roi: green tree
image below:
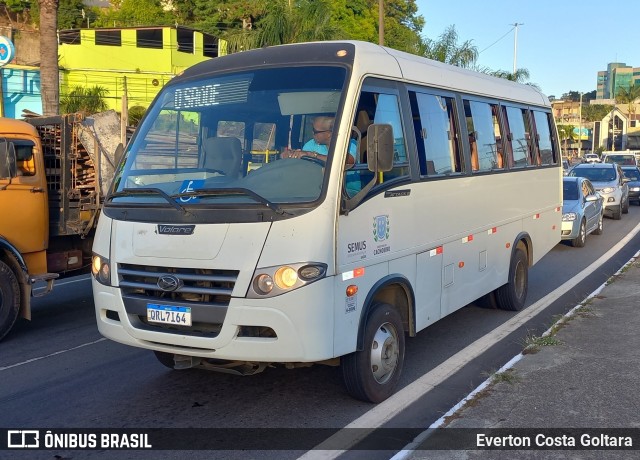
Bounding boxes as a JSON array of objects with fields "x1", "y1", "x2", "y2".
[
  {"x1": 60, "y1": 85, "x2": 108, "y2": 115},
  {"x1": 95, "y1": 0, "x2": 173, "y2": 28},
  {"x1": 485, "y1": 68, "x2": 540, "y2": 90},
  {"x1": 615, "y1": 84, "x2": 640, "y2": 132},
  {"x1": 557, "y1": 124, "x2": 576, "y2": 155},
  {"x1": 582, "y1": 104, "x2": 614, "y2": 123},
  {"x1": 222, "y1": 0, "x2": 340, "y2": 53},
  {"x1": 418, "y1": 25, "x2": 478, "y2": 68}
]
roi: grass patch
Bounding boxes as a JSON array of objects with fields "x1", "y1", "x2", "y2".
[{"x1": 522, "y1": 331, "x2": 562, "y2": 354}]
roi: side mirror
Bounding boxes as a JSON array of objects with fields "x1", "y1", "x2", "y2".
[
  {"x1": 585, "y1": 194, "x2": 598, "y2": 202},
  {"x1": 622, "y1": 177, "x2": 630, "y2": 183},
  {"x1": 0, "y1": 138, "x2": 17, "y2": 180},
  {"x1": 366, "y1": 124, "x2": 394, "y2": 172}
]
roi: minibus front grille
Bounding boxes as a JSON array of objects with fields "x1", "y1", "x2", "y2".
[{"x1": 118, "y1": 264, "x2": 239, "y2": 306}]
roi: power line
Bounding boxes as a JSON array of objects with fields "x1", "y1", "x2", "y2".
[{"x1": 479, "y1": 26, "x2": 515, "y2": 55}]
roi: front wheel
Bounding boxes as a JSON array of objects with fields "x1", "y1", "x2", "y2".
[
  {"x1": 592, "y1": 212, "x2": 604, "y2": 235},
  {"x1": 622, "y1": 196, "x2": 630, "y2": 214},
  {"x1": 494, "y1": 246, "x2": 528, "y2": 311},
  {"x1": 342, "y1": 303, "x2": 405, "y2": 403},
  {"x1": 612, "y1": 205, "x2": 622, "y2": 220},
  {"x1": 0, "y1": 260, "x2": 21, "y2": 341},
  {"x1": 571, "y1": 219, "x2": 586, "y2": 247}
]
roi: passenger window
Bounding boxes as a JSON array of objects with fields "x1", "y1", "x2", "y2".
[
  {"x1": 464, "y1": 100, "x2": 501, "y2": 172},
  {"x1": 345, "y1": 89, "x2": 409, "y2": 197},
  {"x1": 248, "y1": 122, "x2": 278, "y2": 170},
  {"x1": 217, "y1": 121, "x2": 246, "y2": 150},
  {"x1": 14, "y1": 140, "x2": 37, "y2": 176},
  {"x1": 409, "y1": 91, "x2": 462, "y2": 175},
  {"x1": 532, "y1": 111, "x2": 557, "y2": 165},
  {"x1": 503, "y1": 106, "x2": 531, "y2": 168}
]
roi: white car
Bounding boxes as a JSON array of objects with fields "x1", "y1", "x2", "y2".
[{"x1": 583, "y1": 153, "x2": 600, "y2": 163}]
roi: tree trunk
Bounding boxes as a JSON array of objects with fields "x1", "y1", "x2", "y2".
[{"x1": 39, "y1": 0, "x2": 59, "y2": 116}]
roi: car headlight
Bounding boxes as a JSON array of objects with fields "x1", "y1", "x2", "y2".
[
  {"x1": 91, "y1": 253, "x2": 111, "y2": 286},
  {"x1": 562, "y1": 213, "x2": 577, "y2": 222},
  {"x1": 630, "y1": 187, "x2": 640, "y2": 192},
  {"x1": 249, "y1": 262, "x2": 327, "y2": 298},
  {"x1": 599, "y1": 187, "x2": 615, "y2": 193}
]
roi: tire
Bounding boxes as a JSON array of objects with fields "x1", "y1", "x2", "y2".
[
  {"x1": 592, "y1": 212, "x2": 604, "y2": 235},
  {"x1": 612, "y1": 205, "x2": 622, "y2": 220},
  {"x1": 153, "y1": 350, "x2": 176, "y2": 369},
  {"x1": 0, "y1": 260, "x2": 21, "y2": 341},
  {"x1": 342, "y1": 303, "x2": 405, "y2": 403},
  {"x1": 571, "y1": 219, "x2": 586, "y2": 247},
  {"x1": 622, "y1": 197, "x2": 629, "y2": 214},
  {"x1": 495, "y1": 247, "x2": 528, "y2": 311}
]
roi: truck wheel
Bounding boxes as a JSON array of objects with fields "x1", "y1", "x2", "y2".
[
  {"x1": 342, "y1": 303, "x2": 405, "y2": 403},
  {"x1": 495, "y1": 247, "x2": 528, "y2": 311},
  {"x1": 0, "y1": 260, "x2": 21, "y2": 341}
]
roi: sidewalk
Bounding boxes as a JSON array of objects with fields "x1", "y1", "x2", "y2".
[{"x1": 403, "y1": 256, "x2": 640, "y2": 459}]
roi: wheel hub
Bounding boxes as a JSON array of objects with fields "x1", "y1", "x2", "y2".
[{"x1": 370, "y1": 323, "x2": 399, "y2": 384}]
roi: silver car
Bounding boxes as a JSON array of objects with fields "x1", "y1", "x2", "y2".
[
  {"x1": 562, "y1": 177, "x2": 604, "y2": 247},
  {"x1": 569, "y1": 163, "x2": 629, "y2": 220}
]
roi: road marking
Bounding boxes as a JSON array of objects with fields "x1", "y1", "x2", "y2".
[
  {"x1": 300, "y1": 221, "x2": 640, "y2": 459},
  {"x1": 0, "y1": 338, "x2": 106, "y2": 371}
]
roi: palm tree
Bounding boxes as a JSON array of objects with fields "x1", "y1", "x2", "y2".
[
  {"x1": 557, "y1": 125, "x2": 577, "y2": 157},
  {"x1": 615, "y1": 84, "x2": 640, "y2": 148},
  {"x1": 223, "y1": 0, "x2": 339, "y2": 53},
  {"x1": 39, "y1": 0, "x2": 59, "y2": 115},
  {"x1": 417, "y1": 25, "x2": 478, "y2": 68}
]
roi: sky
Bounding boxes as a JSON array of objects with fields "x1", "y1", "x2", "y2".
[{"x1": 414, "y1": 0, "x2": 639, "y2": 98}]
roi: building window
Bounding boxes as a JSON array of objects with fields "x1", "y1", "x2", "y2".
[
  {"x1": 59, "y1": 30, "x2": 81, "y2": 45},
  {"x1": 203, "y1": 35, "x2": 218, "y2": 58},
  {"x1": 95, "y1": 30, "x2": 121, "y2": 46},
  {"x1": 177, "y1": 27, "x2": 194, "y2": 54},
  {"x1": 137, "y1": 29, "x2": 163, "y2": 49}
]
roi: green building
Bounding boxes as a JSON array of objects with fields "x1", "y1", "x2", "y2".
[{"x1": 58, "y1": 26, "x2": 225, "y2": 112}]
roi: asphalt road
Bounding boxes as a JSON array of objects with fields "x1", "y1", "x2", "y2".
[{"x1": 2, "y1": 207, "x2": 640, "y2": 460}]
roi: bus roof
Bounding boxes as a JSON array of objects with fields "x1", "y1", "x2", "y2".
[{"x1": 175, "y1": 41, "x2": 550, "y2": 108}]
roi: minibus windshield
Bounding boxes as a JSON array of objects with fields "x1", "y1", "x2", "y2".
[{"x1": 110, "y1": 66, "x2": 348, "y2": 207}]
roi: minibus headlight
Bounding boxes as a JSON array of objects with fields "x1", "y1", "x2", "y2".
[
  {"x1": 254, "y1": 274, "x2": 274, "y2": 294},
  {"x1": 91, "y1": 254, "x2": 111, "y2": 286},
  {"x1": 249, "y1": 262, "x2": 327, "y2": 298},
  {"x1": 275, "y1": 267, "x2": 298, "y2": 289},
  {"x1": 562, "y1": 213, "x2": 577, "y2": 222}
]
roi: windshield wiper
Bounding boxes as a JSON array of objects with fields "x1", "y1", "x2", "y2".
[
  {"x1": 108, "y1": 188, "x2": 188, "y2": 213},
  {"x1": 171, "y1": 187, "x2": 288, "y2": 215}
]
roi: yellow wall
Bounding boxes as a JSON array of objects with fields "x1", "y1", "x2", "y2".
[{"x1": 58, "y1": 27, "x2": 217, "y2": 111}]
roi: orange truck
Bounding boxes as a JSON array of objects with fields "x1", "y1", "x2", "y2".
[{"x1": 0, "y1": 113, "x2": 118, "y2": 340}]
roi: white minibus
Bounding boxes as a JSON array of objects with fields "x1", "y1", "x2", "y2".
[{"x1": 92, "y1": 41, "x2": 561, "y2": 402}]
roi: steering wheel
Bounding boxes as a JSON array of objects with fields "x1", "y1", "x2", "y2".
[{"x1": 301, "y1": 154, "x2": 326, "y2": 167}]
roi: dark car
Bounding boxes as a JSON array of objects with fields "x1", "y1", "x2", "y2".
[
  {"x1": 569, "y1": 163, "x2": 629, "y2": 220},
  {"x1": 562, "y1": 177, "x2": 604, "y2": 247},
  {"x1": 621, "y1": 166, "x2": 640, "y2": 205}
]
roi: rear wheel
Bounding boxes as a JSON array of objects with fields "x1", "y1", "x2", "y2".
[
  {"x1": 571, "y1": 219, "x2": 586, "y2": 247},
  {"x1": 495, "y1": 246, "x2": 528, "y2": 311},
  {"x1": 342, "y1": 303, "x2": 405, "y2": 403},
  {"x1": 0, "y1": 260, "x2": 21, "y2": 341}
]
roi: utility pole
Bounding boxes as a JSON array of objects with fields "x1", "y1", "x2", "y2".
[
  {"x1": 378, "y1": 0, "x2": 384, "y2": 46},
  {"x1": 511, "y1": 23, "x2": 524, "y2": 75},
  {"x1": 578, "y1": 92, "x2": 583, "y2": 158}
]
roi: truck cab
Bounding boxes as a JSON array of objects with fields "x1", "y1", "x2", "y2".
[{"x1": 0, "y1": 118, "x2": 54, "y2": 339}]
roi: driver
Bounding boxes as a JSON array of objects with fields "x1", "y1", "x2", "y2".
[{"x1": 281, "y1": 116, "x2": 356, "y2": 165}]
